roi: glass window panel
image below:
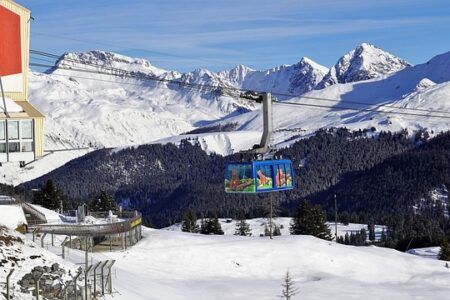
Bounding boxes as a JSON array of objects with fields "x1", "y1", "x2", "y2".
[
  {"x1": 21, "y1": 120, "x2": 33, "y2": 139},
  {"x1": 21, "y1": 141, "x2": 33, "y2": 152},
  {"x1": 276, "y1": 164, "x2": 288, "y2": 188},
  {"x1": 7, "y1": 121, "x2": 19, "y2": 140},
  {"x1": 0, "y1": 143, "x2": 5, "y2": 153},
  {"x1": 8, "y1": 142, "x2": 19, "y2": 152},
  {"x1": 225, "y1": 164, "x2": 255, "y2": 193},
  {"x1": 256, "y1": 164, "x2": 273, "y2": 190},
  {"x1": 284, "y1": 163, "x2": 293, "y2": 187},
  {"x1": 0, "y1": 121, "x2": 4, "y2": 141}
]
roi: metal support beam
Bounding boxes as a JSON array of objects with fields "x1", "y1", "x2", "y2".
[
  {"x1": 106, "y1": 260, "x2": 116, "y2": 294},
  {"x1": 92, "y1": 261, "x2": 102, "y2": 297},
  {"x1": 6, "y1": 269, "x2": 14, "y2": 300},
  {"x1": 32, "y1": 228, "x2": 38, "y2": 242},
  {"x1": 85, "y1": 237, "x2": 90, "y2": 270},
  {"x1": 72, "y1": 269, "x2": 82, "y2": 300},
  {"x1": 34, "y1": 273, "x2": 44, "y2": 300},
  {"x1": 84, "y1": 265, "x2": 93, "y2": 300},
  {"x1": 241, "y1": 92, "x2": 272, "y2": 154},
  {"x1": 100, "y1": 260, "x2": 109, "y2": 295},
  {"x1": 0, "y1": 76, "x2": 10, "y2": 118},
  {"x1": 62, "y1": 281, "x2": 71, "y2": 300},
  {"x1": 61, "y1": 237, "x2": 69, "y2": 259},
  {"x1": 40, "y1": 233, "x2": 47, "y2": 248}
]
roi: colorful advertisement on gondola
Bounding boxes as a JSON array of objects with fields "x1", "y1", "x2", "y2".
[
  {"x1": 225, "y1": 161, "x2": 294, "y2": 193},
  {"x1": 225, "y1": 163, "x2": 255, "y2": 193}
]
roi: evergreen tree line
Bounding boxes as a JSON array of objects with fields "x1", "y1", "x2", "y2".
[
  {"x1": 19, "y1": 128, "x2": 416, "y2": 228},
  {"x1": 11, "y1": 128, "x2": 450, "y2": 252}
]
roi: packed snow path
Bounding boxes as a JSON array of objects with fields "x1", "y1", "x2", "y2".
[{"x1": 42, "y1": 228, "x2": 450, "y2": 300}]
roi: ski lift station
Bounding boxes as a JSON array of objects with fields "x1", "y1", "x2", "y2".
[{"x1": 0, "y1": 0, "x2": 45, "y2": 165}]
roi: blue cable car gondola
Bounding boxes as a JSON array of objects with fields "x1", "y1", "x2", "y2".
[
  {"x1": 225, "y1": 160, "x2": 294, "y2": 193},
  {"x1": 224, "y1": 92, "x2": 294, "y2": 194}
]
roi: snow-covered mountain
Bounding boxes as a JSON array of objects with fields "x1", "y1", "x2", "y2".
[
  {"x1": 316, "y1": 43, "x2": 411, "y2": 89},
  {"x1": 3, "y1": 44, "x2": 445, "y2": 185},
  {"x1": 240, "y1": 57, "x2": 328, "y2": 96},
  {"x1": 28, "y1": 50, "x2": 331, "y2": 150}
]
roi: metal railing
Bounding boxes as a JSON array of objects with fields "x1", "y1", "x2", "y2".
[
  {"x1": 21, "y1": 202, "x2": 47, "y2": 224},
  {"x1": 35, "y1": 212, "x2": 142, "y2": 237}
]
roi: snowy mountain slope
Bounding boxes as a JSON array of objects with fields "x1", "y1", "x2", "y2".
[
  {"x1": 202, "y1": 51, "x2": 450, "y2": 152},
  {"x1": 29, "y1": 70, "x2": 248, "y2": 149},
  {"x1": 240, "y1": 57, "x2": 328, "y2": 96},
  {"x1": 28, "y1": 50, "x2": 328, "y2": 151},
  {"x1": 4, "y1": 46, "x2": 444, "y2": 186},
  {"x1": 0, "y1": 149, "x2": 91, "y2": 186},
  {"x1": 41, "y1": 227, "x2": 450, "y2": 300},
  {"x1": 316, "y1": 43, "x2": 411, "y2": 89}
]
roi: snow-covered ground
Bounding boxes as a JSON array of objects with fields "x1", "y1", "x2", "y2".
[
  {"x1": 0, "y1": 148, "x2": 92, "y2": 186},
  {"x1": 165, "y1": 217, "x2": 386, "y2": 240},
  {"x1": 37, "y1": 227, "x2": 450, "y2": 300},
  {"x1": 0, "y1": 205, "x2": 27, "y2": 228},
  {"x1": 0, "y1": 226, "x2": 77, "y2": 300},
  {"x1": 408, "y1": 247, "x2": 440, "y2": 260}
]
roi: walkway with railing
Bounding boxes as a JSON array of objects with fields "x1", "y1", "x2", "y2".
[{"x1": 34, "y1": 212, "x2": 142, "y2": 237}]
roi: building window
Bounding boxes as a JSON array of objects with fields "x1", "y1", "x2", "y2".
[
  {"x1": 21, "y1": 120, "x2": 32, "y2": 139},
  {"x1": 20, "y1": 120, "x2": 33, "y2": 152},
  {"x1": 21, "y1": 141, "x2": 33, "y2": 152},
  {"x1": 0, "y1": 121, "x2": 5, "y2": 141},
  {"x1": 0, "y1": 119, "x2": 34, "y2": 153},
  {"x1": 8, "y1": 121, "x2": 19, "y2": 140},
  {"x1": 8, "y1": 142, "x2": 20, "y2": 152}
]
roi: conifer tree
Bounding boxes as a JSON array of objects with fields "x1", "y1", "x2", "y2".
[
  {"x1": 234, "y1": 217, "x2": 252, "y2": 236},
  {"x1": 200, "y1": 215, "x2": 224, "y2": 235},
  {"x1": 273, "y1": 224, "x2": 282, "y2": 236},
  {"x1": 279, "y1": 271, "x2": 298, "y2": 300},
  {"x1": 289, "y1": 200, "x2": 331, "y2": 240},
  {"x1": 344, "y1": 232, "x2": 350, "y2": 245},
  {"x1": 89, "y1": 190, "x2": 117, "y2": 212},
  {"x1": 368, "y1": 223, "x2": 376, "y2": 242},
  {"x1": 182, "y1": 209, "x2": 199, "y2": 233},
  {"x1": 32, "y1": 179, "x2": 66, "y2": 211},
  {"x1": 439, "y1": 238, "x2": 450, "y2": 261}
]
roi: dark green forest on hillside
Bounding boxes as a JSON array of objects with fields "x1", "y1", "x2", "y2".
[
  {"x1": 5, "y1": 128, "x2": 450, "y2": 249},
  {"x1": 17, "y1": 128, "x2": 414, "y2": 224}
]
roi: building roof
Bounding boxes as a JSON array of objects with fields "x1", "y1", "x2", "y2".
[{"x1": 0, "y1": 100, "x2": 44, "y2": 118}]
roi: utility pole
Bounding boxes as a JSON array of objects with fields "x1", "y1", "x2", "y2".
[
  {"x1": 269, "y1": 193, "x2": 273, "y2": 240},
  {"x1": 334, "y1": 194, "x2": 338, "y2": 242}
]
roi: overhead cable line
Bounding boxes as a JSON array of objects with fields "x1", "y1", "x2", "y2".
[
  {"x1": 273, "y1": 100, "x2": 450, "y2": 120},
  {"x1": 30, "y1": 49, "x2": 450, "y2": 116}
]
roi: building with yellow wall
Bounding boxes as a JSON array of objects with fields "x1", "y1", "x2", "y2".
[{"x1": 0, "y1": 0, "x2": 44, "y2": 165}]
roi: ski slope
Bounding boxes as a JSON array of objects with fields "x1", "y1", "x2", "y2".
[{"x1": 39, "y1": 227, "x2": 450, "y2": 300}]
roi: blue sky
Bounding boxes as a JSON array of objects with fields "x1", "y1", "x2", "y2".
[{"x1": 19, "y1": 0, "x2": 450, "y2": 72}]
